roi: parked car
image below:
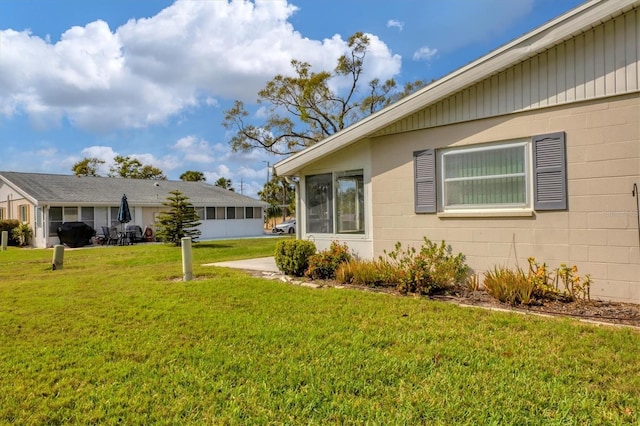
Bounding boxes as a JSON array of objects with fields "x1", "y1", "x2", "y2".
[{"x1": 272, "y1": 219, "x2": 296, "y2": 234}]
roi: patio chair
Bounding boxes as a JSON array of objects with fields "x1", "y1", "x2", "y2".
[
  {"x1": 126, "y1": 225, "x2": 144, "y2": 243},
  {"x1": 102, "y1": 226, "x2": 118, "y2": 245}
]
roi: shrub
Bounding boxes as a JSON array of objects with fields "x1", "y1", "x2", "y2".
[
  {"x1": 528, "y1": 258, "x2": 591, "y2": 302},
  {"x1": 274, "y1": 239, "x2": 316, "y2": 276},
  {"x1": 483, "y1": 259, "x2": 592, "y2": 305},
  {"x1": 383, "y1": 238, "x2": 469, "y2": 295},
  {"x1": 483, "y1": 266, "x2": 535, "y2": 305},
  {"x1": 335, "y1": 261, "x2": 354, "y2": 284},
  {"x1": 305, "y1": 241, "x2": 352, "y2": 280},
  {"x1": 335, "y1": 259, "x2": 392, "y2": 287},
  {"x1": 12, "y1": 223, "x2": 33, "y2": 247},
  {"x1": 0, "y1": 220, "x2": 20, "y2": 246},
  {"x1": 557, "y1": 263, "x2": 591, "y2": 302}
]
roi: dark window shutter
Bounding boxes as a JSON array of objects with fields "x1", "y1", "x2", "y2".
[
  {"x1": 533, "y1": 132, "x2": 567, "y2": 210},
  {"x1": 414, "y1": 149, "x2": 436, "y2": 213}
]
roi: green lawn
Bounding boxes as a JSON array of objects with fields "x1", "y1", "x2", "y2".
[{"x1": 1, "y1": 240, "x2": 638, "y2": 425}]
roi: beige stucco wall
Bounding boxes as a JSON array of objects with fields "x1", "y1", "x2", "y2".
[
  {"x1": 371, "y1": 93, "x2": 640, "y2": 303},
  {"x1": 0, "y1": 184, "x2": 31, "y2": 223}
]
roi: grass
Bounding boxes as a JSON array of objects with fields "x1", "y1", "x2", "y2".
[{"x1": 1, "y1": 240, "x2": 639, "y2": 424}]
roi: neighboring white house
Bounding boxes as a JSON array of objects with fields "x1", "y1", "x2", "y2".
[
  {"x1": 0, "y1": 171, "x2": 268, "y2": 248},
  {"x1": 274, "y1": 0, "x2": 640, "y2": 303}
]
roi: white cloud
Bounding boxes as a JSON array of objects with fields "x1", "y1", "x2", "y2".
[
  {"x1": 236, "y1": 165, "x2": 265, "y2": 180},
  {"x1": 413, "y1": 46, "x2": 438, "y2": 62},
  {"x1": 206, "y1": 164, "x2": 232, "y2": 181},
  {"x1": 0, "y1": 0, "x2": 401, "y2": 133},
  {"x1": 173, "y1": 135, "x2": 216, "y2": 163},
  {"x1": 131, "y1": 152, "x2": 181, "y2": 172},
  {"x1": 79, "y1": 145, "x2": 118, "y2": 175},
  {"x1": 81, "y1": 145, "x2": 118, "y2": 161},
  {"x1": 386, "y1": 19, "x2": 404, "y2": 31}
]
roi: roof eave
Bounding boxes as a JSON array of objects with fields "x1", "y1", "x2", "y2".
[
  {"x1": 0, "y1": 174, "x2": 39, "y2": 205},
  {"x1": 274, "y1": 0, "x2": 639, "y2": 177}
]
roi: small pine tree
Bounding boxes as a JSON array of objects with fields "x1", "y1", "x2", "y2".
[{"x1": 155, "y1": 190, "x2": 202, "y2": 246}]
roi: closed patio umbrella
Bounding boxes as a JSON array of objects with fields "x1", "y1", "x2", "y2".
[{"x1": 117, "y1": 194, "x2": 132, "y2": 228}]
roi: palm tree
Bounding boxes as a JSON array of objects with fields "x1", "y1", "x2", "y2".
[
  {"x1": 180, "y1": 170, "x2": 206, "y2": 182},
  {"x1": 214, "y1": 177, "x2": 234, "y2": 191}
]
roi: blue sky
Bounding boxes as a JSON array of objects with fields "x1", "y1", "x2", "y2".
[{"x1": 0, "y1": 0, "x2": 584, "y2": 197}]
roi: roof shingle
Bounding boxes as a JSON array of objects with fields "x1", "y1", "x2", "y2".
[{"x1": 0, "y1": 172, "x2": 267, "y2": 207}]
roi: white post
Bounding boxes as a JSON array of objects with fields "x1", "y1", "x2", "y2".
[
  {"x1": 52, "y1": 244, "x2": 64, "y2": 270},
  {"x1": 1, "y1": 231, "x2": 7, "y2": 251},
  {"x1": 181, "y1": 237, "x2": 193, "y2": 282}
]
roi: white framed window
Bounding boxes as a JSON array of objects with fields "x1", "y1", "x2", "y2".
[
  {"x1": 335, "y1": 171, "x2": 364, "y2": 234},
  {"x1": 216, "y1": 207, "x2": 226, "y2": 220},
  {"x1": 206, "y1": 207, "x2": 216, "y2": 220},
  {"x1": 19, "y1": 204, "x2": 30, "y2": 222},
  {"x1": 49, "y1": 207, "x2": 63, "y2": 236},
  {"x1": 194, "y1": 207, "x2": 205, "y2": 220},
  {"x1": 305, "y1": 170, "x2": 364, "y2": 234},
  {"x1": 439, "y1": 141, "x2": 529, "y2": 210},
  {"x1": 226, "y1": 207, "x2": 235, "y2": 219},
  {"x1": 81, "y1": 207, "x2": 94, "y2": 229}
]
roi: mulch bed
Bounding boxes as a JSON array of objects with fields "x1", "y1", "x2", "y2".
[{"x1": 432, "y1": 289, "x2": 640, "y2": 328}]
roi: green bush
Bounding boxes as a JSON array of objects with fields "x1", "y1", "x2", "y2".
[
  {"x1": 383, "y1": 238, "x2": 469, "y2": 295},
  {"x1": 274, "y1": 239, "x2": 316, "y2": 276},
  {"x1": 0, "y1": 220, "x2": 20, "y2": 246},
  {"x1": 12, "y1": 223, "x2": 33, "y2": 247},
  {"x1": 305, "y1": 241, "x2": 352, "y2": 280}
]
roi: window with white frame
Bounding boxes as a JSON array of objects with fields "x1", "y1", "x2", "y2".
[
  {"x1": 206, "y1": 207, "x2": 216, "y2": 220},
  {"x1": 306, "y1": 170, "x2": 364, "y2": 234},
  {"x1": 226, "y1": 207, "x2": 236, "y2": 219},
  {"x1": 81, "y1": 207, "x2": 94, "y2": 229},
  {"x1": 306, "y1": 173, "x2": 333, "y2": 233},
  {"x1": 414, "y1": 132, "x2": 567, "y2": 214},
  {"x1": 49, "y1": 207, "x2": 63, "y2": 236},
  {"x1": 335, "y1": 171, "x2": 365, "y2": 234},
  {"x1": 19, "y1": 204, "x2": 30, "y2": 222},
  {"x1": 440, "y1": 141, "x2": 529, "y2": 209},
  {"x1": 216, "y1": 207, "x2": 225, "y2": 220},
  {"x1": 194, "y1": 207, "x2": 205, "y2": 220}
]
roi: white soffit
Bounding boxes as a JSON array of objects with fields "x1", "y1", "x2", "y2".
[{"x1": 274, "y1": 0, "x2": 639, "y2": 176}]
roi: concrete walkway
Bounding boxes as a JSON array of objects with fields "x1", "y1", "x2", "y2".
[{"x1": 203, "y1": 256, "x2": 279, "y2": 272}]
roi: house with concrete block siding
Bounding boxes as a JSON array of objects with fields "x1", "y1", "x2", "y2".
[
  {"x1": 274, "y1": 0, "x2": 640, "y2": 303},
  {"x1": 0, "y1": 172, "x2": 267, "y2": 248}
]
